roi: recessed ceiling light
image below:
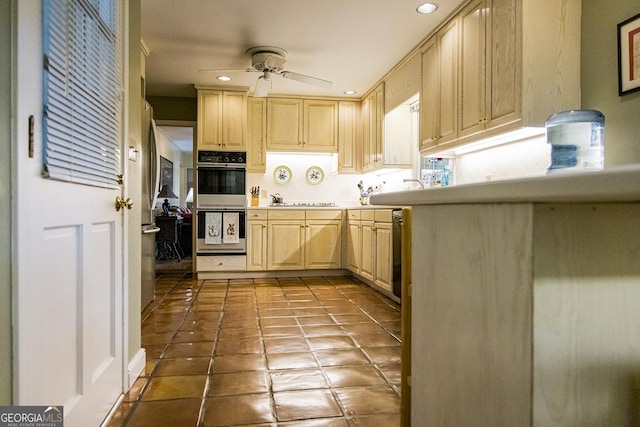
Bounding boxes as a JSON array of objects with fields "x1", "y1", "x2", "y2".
[
  {"x1": 416, "y1": 2, "x2": 438, "y2": 14},
  {"x1": 217, "y1": 75, "x2": 231, "y2": 81},
  {"x1": 344, "y1": 90, "x2": 357, "y2": 95}
]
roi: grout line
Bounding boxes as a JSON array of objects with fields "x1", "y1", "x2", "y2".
[{"x1": 126, "y1": 274, "x2": 401, "y2": 426}]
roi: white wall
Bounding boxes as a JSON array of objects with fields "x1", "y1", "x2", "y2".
[
  {"x1": 156, "y1": 127, "x2": 190, "y2": 209},
  {"x1": 582, "y1": 0, "x2": 640, "y2": 166}
]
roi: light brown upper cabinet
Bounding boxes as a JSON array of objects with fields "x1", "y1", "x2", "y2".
[
  {"x1": 246, "y1": 97, "x2": 267, "y2": 173},
  {"x1": 197, "y1": 89, "x2": 247, "y2": 151},
  {"x1": 420, "y1": 19, "x2": 459, "y2": 152},
  {"x1": 266, "y1": 98, "x2": 338, "y2": 152},
  {"x1": 361, "y1": 83, "x2": 385, "y2": 172},
  {"x1": 337, "y1": 101, "x2": 359, "y2": 174},
  {"x1": 420, "y1": 0, "x2": 581, "y2": 154}
]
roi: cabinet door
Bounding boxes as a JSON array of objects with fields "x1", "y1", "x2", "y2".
[
  {"x1": 338, "y1": 101, "x2": 359, "y2": 173},
  {"x1": 304, "y1": 100, "x2": 338, "y2": 152},
  {"x1": 437, "y1": 18, "x2": 459, "y2": 145},
  {"x1": 247, "y1": 97, "x2": 266, "y2": 172},
  {"x1": 223, "y1": 91, "x2": 247, "y2": 150},
  {"x1": 374, "y1": 222, "x2": 393, "y2": 292},
  {"x1": 267, "y1": 220, "x2": 305, "y2": 270},
  {"x1": 420, "y1": 38, "x2": 438, "y2": 151},
  {"x1": 372, "y1": 83, "x2": 384, "y2": 167},
  {"x1": 305, "y1": 219, "x2": 342, "y2": 269},
  {"x1": 459, "y1": 0, "x2": 487, "y2": 139},
  {"x1": 347, "y1": 220, "x2": 362, "y2": 273},
  {"x1": 361, "y1": 95, "x2": 372, "y2": 170},
  {"x1": 360, "y1": 221, "x2": 375, "y2": 282},
  {"x1": 267, "y1": 98, "x2": 303, "y2": 150},
  {"x1": 419, "y1": 24, "x2": 460, "y2": 150},
  {"x1": 361, "y1": 83, "x2": 383, "y2": 171},
  {"x1": 247, "y1": 220, "x2": 267, "y2": 271},
  {"x1": 198, "y1": 90, "x2": 222, "y2": 149},
  {"x1": 486, "y1": 0, "x2": 520, "y2": 129}
]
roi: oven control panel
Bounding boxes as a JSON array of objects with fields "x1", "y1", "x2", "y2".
[{"x1": 198, "y1": 150, "x2": 246, "y2": 165}]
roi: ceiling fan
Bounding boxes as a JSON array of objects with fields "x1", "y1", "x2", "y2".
[{"x1": 200, "y1": 46, "x2": 333, "y2": 97}]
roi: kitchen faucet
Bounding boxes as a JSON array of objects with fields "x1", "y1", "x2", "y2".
[{"x1": 403, "y1": 178, "x2": 426, "y2": 189}]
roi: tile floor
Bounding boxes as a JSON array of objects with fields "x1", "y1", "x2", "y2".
[{"x1": 107, "y1": 271, "x2": 402, "y2": 426}]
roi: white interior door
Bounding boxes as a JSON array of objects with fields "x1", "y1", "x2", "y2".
[{"x1": 12, "y1": 2, "x2": 126, "y2": 426}]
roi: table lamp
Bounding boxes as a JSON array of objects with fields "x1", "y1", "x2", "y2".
[
  {"x1": 158, "y1": 184, "x2": 178, "y2": 215},
  {"x1": 184, "y1": 187, "x2": 193, "y2": 209}
]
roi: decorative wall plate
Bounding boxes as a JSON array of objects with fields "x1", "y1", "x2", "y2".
[
  {"x1": 273, "y1": 165, "x2": 292, "y2": 184},
  {"x1": 305, "y1": 166, "x2": 324, "y2": 185}
]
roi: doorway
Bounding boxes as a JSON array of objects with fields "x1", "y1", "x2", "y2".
[{"x1": 152, "y1": 122, "x2": 194, "y2": 276}]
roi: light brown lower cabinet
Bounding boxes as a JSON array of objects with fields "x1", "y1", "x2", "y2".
[
  {"x1": 411, "y1": 202, "x2": 640, "y2": 426},
  {"x1": 348, "y1": 209, "x2": 394, "y2": 293},
  {"x1": 247, "y1": 209, "x2": 342, "y2": 271}
]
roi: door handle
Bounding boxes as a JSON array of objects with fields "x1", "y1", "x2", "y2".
[{"x1": 115, "y1": 196, "x2": 133, "y2": 211}]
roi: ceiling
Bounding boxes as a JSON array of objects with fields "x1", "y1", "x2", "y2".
[
  {"x1": 157, "y1": 125, "x2": 194, "y2": 153},
  {"x1": 140, "y1": 0, "x2": 466, "y2": 100}
]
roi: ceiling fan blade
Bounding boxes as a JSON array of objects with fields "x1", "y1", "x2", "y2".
[
  {"x1": 199, "y1": 67, "x2": 255, "y2": 73},
  {"x1": 281, "y1": 71, "x2": 333, "y2": 89},
  {"x1": 253, "y1": 74, "x2": 271, "y2": 97}
]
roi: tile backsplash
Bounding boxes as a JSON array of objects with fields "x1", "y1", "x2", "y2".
[
  {"x1": 247, "y1": 153, "x2": 413, "y2": 207},
  {"x1": 246, "y1": 133, "x2": 551, "y2": 207},
  {"x1": 453, "y1": 133, "x2": 551, "y2": 185}
]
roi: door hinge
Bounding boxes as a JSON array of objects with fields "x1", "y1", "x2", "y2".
[{"x1": 28, "y1": 115, "x2": 34, "y2": 158}]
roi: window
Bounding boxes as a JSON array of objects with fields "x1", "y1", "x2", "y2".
[{"x1": 42, "y1": 0, "x2": 123, "y2": 188}]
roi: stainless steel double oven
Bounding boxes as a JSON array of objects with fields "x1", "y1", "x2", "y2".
[{"x1": 195, "y1": 150, "x2": 247, "y2": 256}]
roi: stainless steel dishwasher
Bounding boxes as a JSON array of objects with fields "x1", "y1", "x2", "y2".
[{"x1": 392, "y1": 209, "x2": 403, "y2": 299}]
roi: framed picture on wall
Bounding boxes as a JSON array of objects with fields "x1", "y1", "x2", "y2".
[
  {"x1": 186, "y1": 167, "x2": 193, "y2": 190},
  {"x1": 618, "y1": 12, "x2": 640, "y2": 95},
  {"x1": 159, "y1": 156, "x2": 173, "y2": 191}
]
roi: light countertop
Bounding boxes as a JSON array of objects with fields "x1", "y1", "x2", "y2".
[
  {"x1": 247, "y1": 205, "x2": 405, "y2": 210},
  {"x1": 371, "y1": 165, "x2": 640, "y2": 206}
]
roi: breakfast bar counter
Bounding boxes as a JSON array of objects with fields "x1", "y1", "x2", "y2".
[
  {"x1": 371, "y1": 165, "x2": 640, "y2": 426},
  {"x1": 371, "y1": 164, "x2": 640, "y2": 206}
]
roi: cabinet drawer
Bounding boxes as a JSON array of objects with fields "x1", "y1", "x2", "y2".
[
  {"x1": 268, "y1": 209, "x2": 305, "y2": 220},
  {"x1": 361, "y1": 210, "x2": 375, "y2": 221},
  {"x1": 197, "y1": 255, "x2": 247, "y2": 271},
  {"x1": 374, "y1": 209, "x2": 393, "y2": 222},
  {"x1": 247, "y1": 209, "x2": 268, "y2": 220},
  {"x1": 306, "y1": 210, "x2": 342, "y2": 220},
  {"x1": 347, "y1": 209, "x2": 361, "y2": 220}
]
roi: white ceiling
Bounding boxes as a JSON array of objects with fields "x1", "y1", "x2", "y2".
[{"x1": 140, "y1": 0, "x2": 466, "y2": 99}]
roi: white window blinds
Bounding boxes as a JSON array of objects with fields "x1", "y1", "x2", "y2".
[{"x1": 42, "y1": 0, "x2": 123, "y2": 188}]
